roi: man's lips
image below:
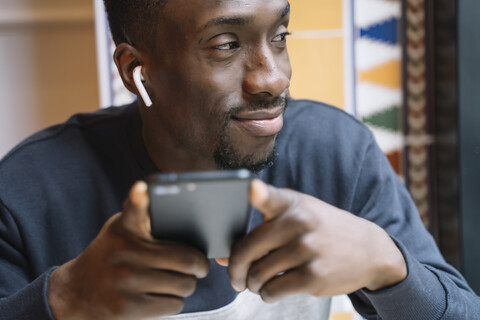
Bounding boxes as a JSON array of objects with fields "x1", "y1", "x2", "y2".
[{"x1": 232, "y1": 107, "x2": 285, "y2": 137}]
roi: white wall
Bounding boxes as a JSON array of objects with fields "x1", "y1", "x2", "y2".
[{"x1": 0, "y1": 0, "x2": 99, "y2": 158}]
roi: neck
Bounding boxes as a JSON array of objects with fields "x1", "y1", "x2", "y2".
[{"x1": 141, "y1": 126, "x2": 217, "y2": 173}]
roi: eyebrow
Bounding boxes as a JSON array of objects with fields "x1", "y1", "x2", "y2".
[
  {"x1": 281, "y1": 3, "x2": 291, "y2": 18},
  {"x1": 201, "y1": 16, "x2": 254, "y2": 31},
  {"x1": 200, "y1": 2, "x2": 291, "y2": 31}
]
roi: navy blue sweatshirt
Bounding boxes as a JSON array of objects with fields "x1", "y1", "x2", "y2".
[{"x1": 0, "y1": 100, "x2": 478, "y2": 319}]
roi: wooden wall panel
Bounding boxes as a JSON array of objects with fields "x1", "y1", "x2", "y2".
[{"x1": 0, "y1": 0, "x2": 99, "y2": 158}]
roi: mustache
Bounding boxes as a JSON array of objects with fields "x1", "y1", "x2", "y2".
[{"x1": 228, "y1": 95, "x2": 290, "y2": 118}]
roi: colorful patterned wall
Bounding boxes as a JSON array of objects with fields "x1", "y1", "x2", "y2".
[
  {"x1": 353, "y1": 0, "x2": 404, "y2": 178},
  {"x1": 288, "y1": 0, "x2": 404, "y2": 179},
  {"x1": 288, "y1": 0, "x2": 347, "y2": 110}
]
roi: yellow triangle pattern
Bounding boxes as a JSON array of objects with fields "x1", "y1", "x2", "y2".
[{"x1": 359, "y1": 60, "x2": 402, "y2": 89}]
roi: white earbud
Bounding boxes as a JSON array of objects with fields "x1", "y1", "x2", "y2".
[{"x1": 133, "y1": 66, "x2": 153, "y2": 107}]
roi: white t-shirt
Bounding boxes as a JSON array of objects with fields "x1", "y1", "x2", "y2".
[{"x1": 151, "y1": 290, "x2": 331, "y2": 320}]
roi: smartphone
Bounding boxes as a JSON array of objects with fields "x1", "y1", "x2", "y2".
[{"x1": 147, "y1": 169, "x2": 252, "y2": 258}]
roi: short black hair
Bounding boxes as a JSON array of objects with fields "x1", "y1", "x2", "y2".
[{"x1": 103, "y1": 0, "x2": 166, "y2": 47}]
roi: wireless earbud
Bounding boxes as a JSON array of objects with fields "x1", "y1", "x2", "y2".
[{"x1": 133, "y1": 66, "x2": 153, "y2": 107}]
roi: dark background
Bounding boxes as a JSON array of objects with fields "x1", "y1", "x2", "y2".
[{"x1": 424, "y1": 0, "x2": 479, "y2": 294}]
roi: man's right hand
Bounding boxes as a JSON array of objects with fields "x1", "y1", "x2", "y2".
[{"x1": 48, "y1": 181, "x2": 210, "y2": 320}]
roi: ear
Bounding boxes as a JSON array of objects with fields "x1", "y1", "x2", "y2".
[{"x1": 113, "y1": 43, "x2": 146, "y2": 95}]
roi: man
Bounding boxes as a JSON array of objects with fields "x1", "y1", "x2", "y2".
[{"x1": 0, "y1": 0, "x2": 478, "y2": 319}]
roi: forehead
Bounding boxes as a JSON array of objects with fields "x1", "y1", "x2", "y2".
[{"x1": 161, "y1": 0, "x2": 290, "y2": 32}]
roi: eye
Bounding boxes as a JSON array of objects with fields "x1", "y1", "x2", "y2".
[
  {"x1": 272, "y1": 32, "x2": 291, "y2": 43},
  {"x1": 214, "y1": 41, "x2": 240, "y2": 51}
]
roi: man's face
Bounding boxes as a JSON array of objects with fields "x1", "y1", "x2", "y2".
[{"x1": 141, "y1": 0, "x2": 292, "y2": 172}]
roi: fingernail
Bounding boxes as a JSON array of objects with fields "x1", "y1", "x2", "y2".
[
  {"x1": 250, "y1": 180, "x2": 268, "y2": 206},
  {"x1": 132, "y1": 181, "x2": 148, "y2": 207},
  {"x1": 232, "y1": 283, "x2": 242, "y2": 292},
  {"x1": 215, "y1": 257, "x2": 229, "y2": 267},
  {"x1": 136, "y1": 181, "x2": 147, "y2": 193}
]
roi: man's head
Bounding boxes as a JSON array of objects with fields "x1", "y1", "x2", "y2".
[{"x1": 109, "y1": 0, "x2": 292, "y2": 173}]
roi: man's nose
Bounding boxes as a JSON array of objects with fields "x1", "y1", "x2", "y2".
[{"x1": 242, "y1": 45, "x2": 291, "y2": 98}]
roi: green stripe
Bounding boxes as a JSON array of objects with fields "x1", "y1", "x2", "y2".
[{"x1": 362, "y1": 106, "x2": 401, "y2": 132}]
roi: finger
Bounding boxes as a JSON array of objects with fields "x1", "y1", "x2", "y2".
[
  {"x1": 131, "y1": 294, "x2": 185, "y2": 318},
  {"x1": 228, "y1": 216, "x2": 302, "y2": 291},
  {"x1": 246, "y1": 238, "x2": 314, "y2": 294},
  {"x1": 119, "y1": 242, "x2": 210, "y2": 279},
  {"x1": 215, "y1": 257, "x2": 229, "y2": 267},
  {"x1": 258, "y1": 265, "x2": 315, "y2": 304},
  {"x1": 121, "y1": 268, "x2": 198, "y2": 298},
  {"x1": 121, "y1": 181, "x2": 151, "y2": 238},
  {"x1": 250, "y1": 179, "x2": 294, "y2": 221}
]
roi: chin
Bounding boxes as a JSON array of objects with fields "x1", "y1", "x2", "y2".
[{"x1": 213, "y1": 140, "x2": 277, "y2": 173}]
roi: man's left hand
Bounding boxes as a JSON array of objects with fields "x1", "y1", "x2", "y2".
[{"x1": 227, "y1": 179, "x2": 407, "y2": 303}]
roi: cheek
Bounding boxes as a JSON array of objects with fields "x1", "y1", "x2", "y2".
[
  {"x1": 205, "y1": 60, "x2": 244, "y2": 98},
  {"x1": 281, "y1": 51, "x2": 293, "y2": 80},
  {"x1": 154, "y1": 58, "x2": 244, "y2": 136}
]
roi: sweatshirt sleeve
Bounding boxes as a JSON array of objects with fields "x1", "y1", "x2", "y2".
[
  {"x1": 348, "y1": 134, "x2": 480, "y2": 319},
  {"x1": 351, "y1": 239, "x2": 480, "y2": 320},
  {"x1": 0, "y1": 269, "x2": 56, "y2": 320},
  {"x1": 0, "y1": 201, "x2": 56, "y2": 320}
]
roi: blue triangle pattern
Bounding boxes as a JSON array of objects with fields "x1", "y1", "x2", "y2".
[{"x1": 360, "y1": 18, "x2": 398, "y2": 45}]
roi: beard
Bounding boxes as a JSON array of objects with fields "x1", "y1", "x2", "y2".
[
  {"x1": 213, "y1": 136, "x2": 277, "y2": 173},
  {"x1": 212, "y1": 96, "x2": 289, "y2": 173}
]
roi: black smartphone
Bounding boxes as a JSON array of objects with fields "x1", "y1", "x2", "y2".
[{"x1": 147, "y1": 169, "x2": 252, "y2": 258}]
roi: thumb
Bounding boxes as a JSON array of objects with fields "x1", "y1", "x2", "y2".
[
  {"x1": 121, "y1": 181, "x2": 152, "y2": 238},
  {"x1": 250, "y1": 179, "x2": 293, "y2": 221}
]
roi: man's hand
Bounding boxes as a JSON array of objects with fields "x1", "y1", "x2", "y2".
[
  {"x1": 228, "y1": 179, "x2": 407, "y2": 303},
  {"x1": 48, "y1": 182, "x2": 210, "y2": 320}
]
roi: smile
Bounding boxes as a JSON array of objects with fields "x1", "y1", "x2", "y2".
[{"x1": 232, "y1": 107, "x2": 285, "y2": 137}]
